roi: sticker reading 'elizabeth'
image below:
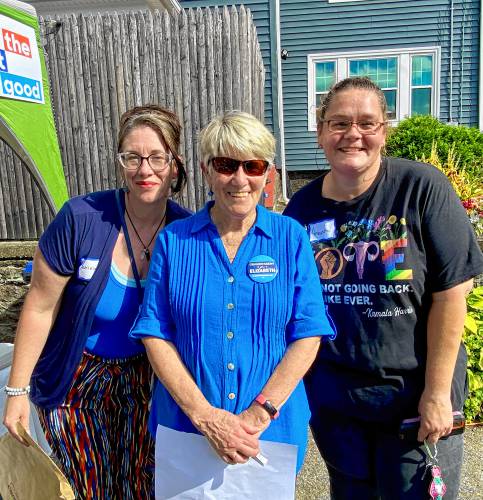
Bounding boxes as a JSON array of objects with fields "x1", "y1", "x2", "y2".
[
  {"x1": 78, "y1": 258, "x2": 99, "y2": 281},
  {"x1": 247, "y1": 255, "x2": 278, "y2": 283}
]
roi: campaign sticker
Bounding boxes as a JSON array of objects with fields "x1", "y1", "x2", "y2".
[
  {"x1": 78, "y1": 258, "x2": 99, "y2": 281},
  {"x1": 308, "y1": 218, "x2": 336, "y2": 243},
  {"x1": 247, "y1": 255, "x2": 278, "y2": 283}
]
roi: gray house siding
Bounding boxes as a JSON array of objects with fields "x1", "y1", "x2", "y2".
[{"x1": 281, "y1": 0, "x2": 480, "y2": 171}]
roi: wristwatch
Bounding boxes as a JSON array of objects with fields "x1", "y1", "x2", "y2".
[{"x1": 255, "y1": 393, "x2": 279, "y2": 419}]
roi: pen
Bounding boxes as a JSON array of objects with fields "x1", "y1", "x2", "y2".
[{"x1": 252, "y1": 453, "x2": 268, "y2": 466}]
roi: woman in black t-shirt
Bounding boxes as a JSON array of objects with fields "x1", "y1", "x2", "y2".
[{"x1": 284, "y1": 76, "x2": 483, "y2": 499}]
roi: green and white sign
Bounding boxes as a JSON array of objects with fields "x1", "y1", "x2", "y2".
[{"x1": 0, "y1": 0, "x2": 67, "y2": 212}]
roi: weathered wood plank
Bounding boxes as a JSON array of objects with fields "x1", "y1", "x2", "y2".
[
  {"x1": 56, "y1": 15, "x2": 78, "y2": 196},
  {"x1": 0, "y1": 141, "x2": 11, "y2": 238},
  {"x1": 204, "y1": 7, "x2": 216, "y2": 123},
  {"x1": 222, "y1": 7, "x2": 232, "y2": 111},
  {"x1": 82, "y1": 14, "x2": 102, "y2": 190},
  {"x1": 119, "y1": 12, "x2": 134, "y2": 112},
  {"x1": 178, "y1": 10, "x2": 196, "y2": 211},
  {"x1": 230, "y1": 6, "x2": 241, "y2": 110},
  {"x1": 188, "y1": 8, "x2": 203, "y2": 207},
  {"x1": 239, "y1": 6, "x2": 250, "y2": 113},
  {"x1": 129, "y1": 12, "x2": 142, "y2": 107},
  {"x1": 152, "y1": 10, "x2": 166, "y2": 106},
  {"x1": 213, "y1": 7, "x2": 223, "y2": 113},
  {"x1": 95, "y1": 13, "x2": 116, "y2": 189}
]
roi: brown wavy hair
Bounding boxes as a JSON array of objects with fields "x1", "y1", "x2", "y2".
[{"x1": 118, "y1": 104, "x2": 187, "y2": 193}]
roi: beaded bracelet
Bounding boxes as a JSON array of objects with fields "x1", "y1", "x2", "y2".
[{"x1": 4, "y1": 385, "x2": 30, "y2": 397}]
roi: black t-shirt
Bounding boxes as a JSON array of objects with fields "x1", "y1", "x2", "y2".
[{"x1": 284, "y1": 157, "x2": 483, "y2": 422}]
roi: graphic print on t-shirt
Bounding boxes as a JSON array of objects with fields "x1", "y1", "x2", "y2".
[{"x1": 308, "y1": 214, "x2": 415, "y2": 319}]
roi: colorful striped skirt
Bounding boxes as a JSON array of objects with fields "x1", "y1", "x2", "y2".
[{"x1": 37, "y1": 351, "x2": 154, "y2": 499}]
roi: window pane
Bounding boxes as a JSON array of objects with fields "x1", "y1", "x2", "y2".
[
  {"x1": 383, "y1": 90, "x2": 397, "y2": 120},
  {"x1": 315, "y1": 62, "x2": 335, "y2": 93},
  {"x1": 412, "y1": 88, "x2": 431, "y2": 115},
  {"x1": 412, "y1": 55, "x2": 433, "y2": 86},
  {"x1": 349, "y1": 57, "x2": 397, "y2": 89}
]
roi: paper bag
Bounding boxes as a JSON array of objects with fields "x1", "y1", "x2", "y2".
[{"x1": 0, "y1": 422, "x2": 74, "y2": 500}]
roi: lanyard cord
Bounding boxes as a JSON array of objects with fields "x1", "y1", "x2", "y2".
[
  {"x1": 424, "y1": 440, "x2": 438, "y2": 463},
  {"x1": 115, "y1": 189, "x2": 143, "y2": 304}
]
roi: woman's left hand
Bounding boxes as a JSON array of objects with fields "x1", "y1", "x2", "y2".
[
  {"x1": 239, "y1": 404, "x2": 271, "y2": 436},
  {"x1": 195, "y1": 406, "x2": 261, "y2": 464},
  {"x1": 417, "y1": 390, "x2": 453, "y2": 444}
]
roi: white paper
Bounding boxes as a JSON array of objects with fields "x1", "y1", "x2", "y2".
[{"x1": 155, "y1": 425, "x2": 297, "y2": 500}]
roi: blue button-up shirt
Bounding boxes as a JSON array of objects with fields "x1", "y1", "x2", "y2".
[{"x1": 131, "y1": 202, "x2": 335, "y2": 470}]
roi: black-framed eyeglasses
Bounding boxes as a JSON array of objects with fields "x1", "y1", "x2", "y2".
[
  {"x1": 323, "y1": 120, "x2": 385, "y2": 135},
  {"x1": 210, "y1": 157, "x2": 269, "y2": 176},
  {"x1": 117, "y1": 152, "x2": 173, "y2": 172}
]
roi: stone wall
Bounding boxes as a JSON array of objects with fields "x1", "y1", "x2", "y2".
[{"x1": 0, "y1": 242, "x2": 36, "y2": 343}]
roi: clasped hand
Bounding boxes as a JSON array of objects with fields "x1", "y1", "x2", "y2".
[{"x1": 195, "y1": 406, "x2": 269, "y2": 465}]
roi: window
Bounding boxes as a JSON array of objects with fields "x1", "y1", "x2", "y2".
[
  {"x1": 411, "y1": 55, "x2": 433, "y2": 115},
  {"x1": 349, "y1": 58, "x2": 398, "y2": 119},
  {"x1": 314, "y1": 61, "x2": 336, "y2": 112},
  {"x1": 307, "y1": 47, "x2": 440, "y2": 130}
]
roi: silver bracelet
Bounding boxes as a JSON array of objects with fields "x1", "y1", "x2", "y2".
[{"x1": 5, "y1": 385, "x2": 31, "y2": 397}]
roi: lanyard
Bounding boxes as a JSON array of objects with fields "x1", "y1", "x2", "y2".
[{"x1": 115, "y1": 188, "x2": 144, "y2": 304}]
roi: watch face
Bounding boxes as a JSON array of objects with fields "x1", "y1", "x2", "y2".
[{"x1": 264, "y1": 401, "x2": 277, "y2": 416}]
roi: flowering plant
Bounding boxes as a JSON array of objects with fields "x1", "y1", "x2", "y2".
[
  {"x1": 420, "y1": 142, "x2": 483, "y2": 239},
  {"x1": 462, "y1": 197, "x2": 483, "y2": 239}
]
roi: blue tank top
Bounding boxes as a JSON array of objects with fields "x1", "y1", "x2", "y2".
[{"x1": 85, "y1": 262, "x2": 146, "y2": 358}]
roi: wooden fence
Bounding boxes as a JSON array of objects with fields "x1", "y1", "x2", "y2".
[{"x1": 0, "y1": 6, "x2": 265, "y2": 240}]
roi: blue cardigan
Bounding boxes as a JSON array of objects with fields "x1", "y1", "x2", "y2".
[{"x1": 30, "y1": 189, "x2": 191, "y2": 408}]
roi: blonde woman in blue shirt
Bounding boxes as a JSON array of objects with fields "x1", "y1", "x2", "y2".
[{"x1": 130, "y1": 111, "x2": 335, "y2": 474}]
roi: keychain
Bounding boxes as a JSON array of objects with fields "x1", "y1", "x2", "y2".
[{"x1": 424, "y1": 440, "x2": 447, "y2": 499}]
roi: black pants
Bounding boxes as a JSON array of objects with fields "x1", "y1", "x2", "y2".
[{"x1": 311, "y1": 407, "x2": 463, "y2": 500}]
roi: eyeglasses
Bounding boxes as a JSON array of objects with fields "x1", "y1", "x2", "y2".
[
  {"x1": 210, "y1": 157, "x2": 269, "y2": 176},
  {"x1": 117, "y1": 152, "x2": 173, "y2": 172},
  {"x1": 323, "y1": 120, "x2": 385, "y2": 135}
]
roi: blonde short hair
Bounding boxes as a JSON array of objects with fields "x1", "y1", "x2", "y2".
[{"x1": 199, "y1": 111, "x2": 276, "y2": 166}]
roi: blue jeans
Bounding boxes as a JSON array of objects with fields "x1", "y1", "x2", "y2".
[{"x1": 311, "y1": 408, "x2": 463, "y2": 500}]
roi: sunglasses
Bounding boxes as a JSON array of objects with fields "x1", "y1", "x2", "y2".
[{"x1": 210, "y1": 157, "x2": 269, "y2": 176}]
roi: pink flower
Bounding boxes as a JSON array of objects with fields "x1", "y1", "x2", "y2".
[{"x1": 374, "y1": 216, "x2": 385, "y2": 231}]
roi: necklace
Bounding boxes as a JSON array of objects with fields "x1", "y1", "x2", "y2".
[{"x1": 125, "y1": 207, "x2": 166, "y2": 261}]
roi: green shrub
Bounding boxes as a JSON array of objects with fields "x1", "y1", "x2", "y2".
[
  {"x1": 385, "y1": 115, "x2": 483, "y2": 177},
  {"x1": 463, "y1": 286, "x2": 483, "y2": 422}
]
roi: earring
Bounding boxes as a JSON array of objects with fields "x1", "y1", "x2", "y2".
[
  {"x1": 208, "y1": 188, "x2": 214, "y2": 198},
  {"x1": 263, "y1": 192, "x2": 269, "y2": 199}
]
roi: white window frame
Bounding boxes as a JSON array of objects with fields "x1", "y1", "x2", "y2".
[{"x1": 307, "y1": 47, "x2": 441, "y2": 131}]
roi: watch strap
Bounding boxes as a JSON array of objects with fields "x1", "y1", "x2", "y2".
[{"x1": 255, "y1": 393, "x2": 279, "y2": 420}]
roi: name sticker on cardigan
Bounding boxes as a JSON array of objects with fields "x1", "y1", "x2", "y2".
[
  {"x1": 308, "y1": 218, "x2": 336, "y2": 243},
  {"x1": 78, "y1": 258, "x2": 99, "y2": 281},
  {"x1": 247, "y1": 255, "x2": 278, "y2": 283}
]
